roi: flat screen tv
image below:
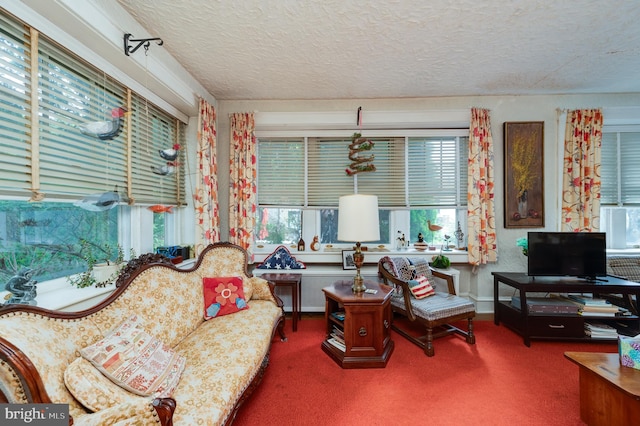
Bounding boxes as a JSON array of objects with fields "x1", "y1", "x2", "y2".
[{"x1": 527, "y1": 232, "x2": 607, "y2": 280}]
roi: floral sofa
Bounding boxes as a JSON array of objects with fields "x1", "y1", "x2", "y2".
[{"x1": 0, "y1": 242, "x2": 285, "y2": 425}]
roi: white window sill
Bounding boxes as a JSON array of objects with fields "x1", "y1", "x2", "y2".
[{"x1": 252, "y1": 247, "x2": 468, "y2": 265}]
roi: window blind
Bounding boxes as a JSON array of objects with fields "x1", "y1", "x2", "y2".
[
  {"x1": 258, "y1": 134, "x2": 468, "y2": 209},
  {"x1": 601, "y1": 131, "x2": 640, "y2": 205},
  {"x1": 0, "y1": 13, "x2": 32, "y2": 197},
  {"x1": 257, "y1": 138, "x2": 305, "y2": 206},
  {"x1": 38, "y1": 35, "x2": 128, "y2": 199},
  {"x1": 408, "y1": 137, "x2": 467, "y2": 207},
  {"x1": 0, "y1": 10, "x2": 185, "y2": 205},
  {"x1": 130, "y1": 93, "x2": 184, "y2": 205},
  {"x1": 307, "y1": 138, "x2": 354, "y2": 206}
]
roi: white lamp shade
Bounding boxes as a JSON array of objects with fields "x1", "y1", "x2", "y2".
[{"x1": 337, "y1": 194, "x2": 380, "y2": 242}]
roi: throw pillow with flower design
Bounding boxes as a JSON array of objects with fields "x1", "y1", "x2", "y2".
[{"x1": 203, "y1": 276, "x2": 249, "y2": 319}]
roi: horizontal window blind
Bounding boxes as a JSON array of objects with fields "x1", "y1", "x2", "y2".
[
  {"x1": 355, "y1": 137, "x2": 405, "y2": 206},
  {"x1": 307, "y1": 138, "x2": 354, "y2": 206},
  {"x1": 601, "y1": 131, "x2": 640, "y2": 205},
  {"x1": 130, "y1": 93, "x2": 184, "y2": 205},
  {"x1": 257, "y1": 139, "x2": 305, "y2": 206},
  {"x1": 38, "y1": 35, "x2": 128, "y2": 199},
  {"x1": 0, "y1": 13, "x2": 32, "y2": 197},
  {"x1": 0, "y1": 9, "x2": 185, "y2": 205},
  {"x1": 258, "y1": 134, "x2": 468, "y2": 209},
  {"x1": 408, "y1": 137, "x2": 467, "y2": 207}
]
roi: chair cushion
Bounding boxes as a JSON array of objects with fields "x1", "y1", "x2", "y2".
[
  {"x1": 80, "y1": 313, "x2": 186, "y2": 398},
  {"x1": 391, "y1": 292, "x2": 475, "y2": 321},
  {"x1": 203, "y1": 276, "x2": 249, "y2": 318},
  {"x1": 408, "y1": 275, "x2": 435, "y2": 299}
]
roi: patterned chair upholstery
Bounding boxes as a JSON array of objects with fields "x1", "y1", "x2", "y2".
[
  {"x1": 605, "y1": 256, "x2": 640, "y2": 314},
  {"x1": 378, "y1": 256, "x2": 476, "y2": 356}
]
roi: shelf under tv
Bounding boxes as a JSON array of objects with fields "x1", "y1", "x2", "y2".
[{"x1": 492, "y1": 272, "x2": 640, "y2": 346}]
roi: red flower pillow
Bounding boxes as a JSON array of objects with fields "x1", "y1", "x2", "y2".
[{"x1": 203, "y1": 276, "x2": 249, "y2": 319}]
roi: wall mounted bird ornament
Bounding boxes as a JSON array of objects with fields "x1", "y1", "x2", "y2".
[
  {"x1": 151, "y1": 164, "x2": 175, "y2": 176},
  {"x1": 79, "y1": 107, "x2": 127, "y2": 140},
  {"x1": 74, "y1": 189, "x2": 121, "y2": 211},
  {"x1": 159, "y1": 144, "x2": 181, "y2": 161}
]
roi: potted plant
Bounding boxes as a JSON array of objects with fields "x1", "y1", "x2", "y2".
[
  {"x1": 68, "y1": 240, "x2": 126, "y2": 288},
  {"x1": 431, "y1": 253, "x2": 451, "y2": 269}
]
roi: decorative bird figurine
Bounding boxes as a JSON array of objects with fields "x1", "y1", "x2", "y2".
[
  {"x1": 427, "y1": 220, "x2": 443, "y2": 232},
  {"x1": 159, "y1": 144, "x2": 181, "y2": 161},
  {"x1": 151, "y1": 164, "x2": 175, "y2": 176},
  {"x1": 79, "y1": 107, "x2": 126, "y2": 140},
  {"x1": 427, "y1": 220, "x2": 443, "y2": 246}
]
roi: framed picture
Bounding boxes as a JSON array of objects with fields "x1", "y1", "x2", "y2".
[
  {"x1": 342, "y1": 250, "x2": 356, "y2": 270},
  {"x1": 504, "y1": 121, "x2": 544, "y2": 228}
]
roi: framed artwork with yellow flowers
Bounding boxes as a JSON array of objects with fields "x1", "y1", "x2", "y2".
[{"x1": 504, "y1": 121, "x2": 544, "y2": 228}]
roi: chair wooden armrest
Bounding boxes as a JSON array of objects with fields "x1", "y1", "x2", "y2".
[{"x1": 429, "y1": 268, "x2": 456, "y2": 295}]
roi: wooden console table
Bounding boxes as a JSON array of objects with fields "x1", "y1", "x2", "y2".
[
  {"x1": 565, "y1": 351, "x2": 640, "y2": 425},
  {"x1": 260, "y1": 273, "x2": 302, "y2": 331}
]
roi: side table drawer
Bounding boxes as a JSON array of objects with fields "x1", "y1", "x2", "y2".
[{"x1": 528, "y1": 316, "x2": 583, "y2": 338}]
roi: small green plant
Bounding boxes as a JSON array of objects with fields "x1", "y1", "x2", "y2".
[
  {"x1": 431, "y1": 254, "x2": 451, "y2": 269},
  {"x1": 67, "y1": 240, "x2": 126, "y2": 288}
]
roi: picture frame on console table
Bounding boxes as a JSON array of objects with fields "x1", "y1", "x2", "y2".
[
  {"x1": 342, "y1": 250, "x2": 356, "y2": 270},
  {"x1": 503, "y1": 121, "x2": 544, "y2": 228}
]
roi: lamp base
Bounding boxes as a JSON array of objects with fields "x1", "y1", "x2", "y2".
[{"x1": 352, "y1": 274, "x2": 366, "y2": 293}]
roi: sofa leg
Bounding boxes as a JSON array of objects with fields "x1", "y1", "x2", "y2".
[{"x1": 277, "y1": 317, "x2": 287, "y2": 342}]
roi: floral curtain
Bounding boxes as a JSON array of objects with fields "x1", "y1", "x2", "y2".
[
  {"x1": 467, "y1": 108, "x2": 497, "y2": 266},
  {"x1": 561, "y1": 109, "x2": 603, "y2": 232},
  {"x1": 194, "y1": 98, "x2": 220, "y2": 256},
  {"x1": 229, "y1": 112, "x2": 257, "y2": 259}
]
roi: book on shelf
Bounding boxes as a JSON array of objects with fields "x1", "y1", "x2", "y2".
[
  {"x1": 567, "y1": 294, "x2": 611, "y2": 306},
  {"x1": 584, "y1": 322, "x2": 618, "y2": 339},
  {"x1": 579, "y1": 310, "x2": 618, "y2": 317},
  {"x1": 326, "y1": 337, "x2": 346, "y2": 352},
  {"x1": 510, "y1": 296, "x2": 579, "y2": 314},
  {"x1": 331, "y1": 312, "x2": 346, "y2": 321}
]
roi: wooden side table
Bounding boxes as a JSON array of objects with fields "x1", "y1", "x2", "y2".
[
  {"x1": 260, "y1": 273, "x2": 302, "y2": 332},
  {"x1": 321, "y1": 280, "x2": 394, "y2": 369},
  {"x1": 565, "y1": 351, "x2": 640, "y2": 426}
]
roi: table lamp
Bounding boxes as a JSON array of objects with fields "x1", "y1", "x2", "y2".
[{"x1": 337, "y1": 194, "x2": 380, "y2": 292}]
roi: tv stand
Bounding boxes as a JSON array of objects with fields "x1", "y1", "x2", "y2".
[{"x1": 493, "y1": 272, "x2": 640, "y2": 346}]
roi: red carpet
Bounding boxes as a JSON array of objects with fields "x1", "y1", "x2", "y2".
[{"x1": 234, "y1": 318, "x2": 616, "y2": 425}]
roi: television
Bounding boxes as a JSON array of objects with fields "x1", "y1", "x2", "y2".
[{"x1": 527, "y1": 232, "x2": 607, "y2": 280}]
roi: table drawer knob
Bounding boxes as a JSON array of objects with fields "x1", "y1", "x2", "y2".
[
  {"x1": 359, "y1": 327, "x2": 367, "y2": 337},
  {"x1": 548, "y1": 324, "x2": 565, "y2": 329}
]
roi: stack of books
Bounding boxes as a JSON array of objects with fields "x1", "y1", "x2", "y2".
[
  {"x1": 584, "y1": 322, "x2": 618, "y2": 339},
  {"x1": 566, "y1": 294, "x2": 620, "y2": 317},
  {"x1": 327, "y1": 325, "x2": 346, "y2": 352}
]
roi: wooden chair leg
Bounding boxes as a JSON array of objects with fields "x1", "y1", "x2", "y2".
[
  {"x1": 424, "y1": 327, "x2": 435, "y2": 357},
  {"x1": 466, "y1": 318, "x2": 476, "y2": 344}
]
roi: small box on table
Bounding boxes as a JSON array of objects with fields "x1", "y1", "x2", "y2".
[
  {"x1": 156, "y1": 245, "x2": 190, "y2": 261},
  {"x1": 618, "y1": 335, "x2": 640, "y2": 370}
]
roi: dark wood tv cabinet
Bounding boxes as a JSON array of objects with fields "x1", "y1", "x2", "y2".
[{"x1": 492, "y1": 272, "x2": 640, "y2": 346}]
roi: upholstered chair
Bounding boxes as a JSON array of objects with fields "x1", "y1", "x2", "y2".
[{"x1": 378, "y1": 256, "x2": 476, "y2": 356}]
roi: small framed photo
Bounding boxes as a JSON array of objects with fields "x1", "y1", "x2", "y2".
[{"x1": 342, "y1": 250, "x2": 356, "y2": 270}]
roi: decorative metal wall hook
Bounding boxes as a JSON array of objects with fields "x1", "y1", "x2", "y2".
[{"x1": 124, "y1": 33, "x2": 164, "y2": 56}]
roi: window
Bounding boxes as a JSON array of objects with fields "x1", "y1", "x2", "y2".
[
  {"x1": 0, "y1": 10, "x2": 185, "y2": 281},
  {"x1": 0, "y1": 200, "x2": 118, "y2": 283},
  {"x1": 256, "y1": 131, "x2": 468, "y2": 248},
  {"x1": 600, "y1": 129, "x2": 640, "y2": 248}
]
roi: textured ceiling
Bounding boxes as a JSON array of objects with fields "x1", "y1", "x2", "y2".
[{"x1": 116, "y1": 0, "x2": 640, "y2": 101}]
